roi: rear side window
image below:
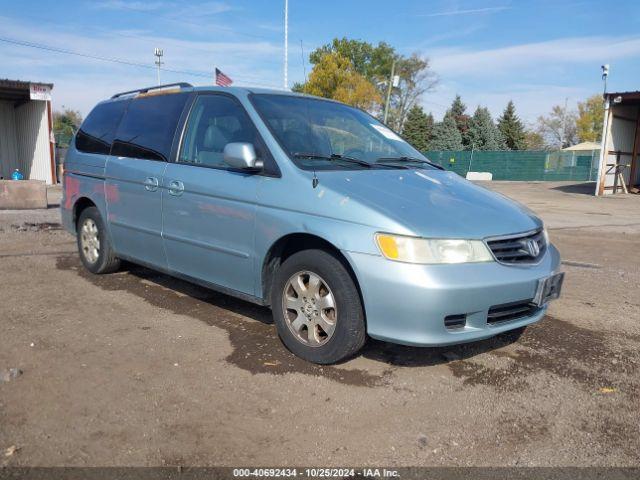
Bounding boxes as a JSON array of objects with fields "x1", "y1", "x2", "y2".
[
  {"x1": 75, "y1": 100, "x2": 128, "y2": 154},
  {"x1": 111, "y1": 93, "x2": 189, "y2": 162}
]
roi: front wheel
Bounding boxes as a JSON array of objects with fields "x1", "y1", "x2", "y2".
[{"x1": 271, "y1": 249, "x2": 366, "y2": 364}]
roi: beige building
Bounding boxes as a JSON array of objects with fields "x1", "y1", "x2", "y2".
[
  {"x1": 563, "y1": 141, "x2": 601, "y2": 152},
  {"x1": 596, "y1": 91, "x2": 639, "y2": 195}
]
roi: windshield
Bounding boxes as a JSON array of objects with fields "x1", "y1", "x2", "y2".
[{"x1": 251, "y1": 94, "x2": 437, "y2": 171}]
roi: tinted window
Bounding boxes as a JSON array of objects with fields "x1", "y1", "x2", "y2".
[
  {"x1": 75, "y1": 100, "x2": 128, "y2": 154},
  {"x1": 111, "y1": 93, "x2": 189, "y2": 162},
  {"x1": 179, "y1": 95, "x2": 264, "y2": 169}
]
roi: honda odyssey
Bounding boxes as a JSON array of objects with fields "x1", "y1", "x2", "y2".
[{"x1": 61, "y1": 83, "x2": 563, "y2": 364}]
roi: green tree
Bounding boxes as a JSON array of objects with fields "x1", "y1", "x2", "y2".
[
  {"x1": 497, "y1": 101, "x2": 526, "y2": 150},
  {"x1": 306, "y1": 38, "x2": 437, "y2": 129},
  {"x1": 449, "y1": 95, "x2": 470, "y2": 147},
  {"x1": 291, "y1": 82, "x2": 305, "y2": 93},
  {"x1": 53, "y1": 108, "x2": 82, "y2": 147},
  {"x1": 430, "y1": 111, "x2": 463, "y2": 150},
  {"x1": 467, "y1": 106, "x2": 506, "y2": 150},
  {"x1": 402, "y1": 105, "x2": 433, "y2": 151},
  {"x1": 576, "y1": 95, "x2": 604, "y2": 143},
  {"x1": 309, "y1": 38, "x2": 395, "y2": 83},
  {"x1": 300, "y1": 52, "x2": 381, "y2": 110}
]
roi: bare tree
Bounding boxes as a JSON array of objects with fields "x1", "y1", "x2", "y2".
[
  {"x1": 536, "y1": 104, "x2": 577, "y2": 149},
  {"x1": 387, "y1": 54, "x2": 438, "y2": 132}
]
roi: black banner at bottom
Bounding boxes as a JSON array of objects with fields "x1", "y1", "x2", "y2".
[{"x1": 1, "y1": 467, "x2": 639, "y2": 480}]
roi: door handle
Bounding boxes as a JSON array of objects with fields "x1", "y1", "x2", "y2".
[
  {"x1": 168, "y1": 180, "x2": 184, "y2": 196},
  {"x1": 143, "y1": 176, "x2": 159, "y2": 191}
]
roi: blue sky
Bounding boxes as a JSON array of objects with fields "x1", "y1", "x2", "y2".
[{"x1": 2, "y1": 0, "x2": 639, "y2": 125}]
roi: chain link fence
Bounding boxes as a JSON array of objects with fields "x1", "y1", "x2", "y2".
[{"x1": 424, "y1": 150, "x2": 600, "y2": 181}]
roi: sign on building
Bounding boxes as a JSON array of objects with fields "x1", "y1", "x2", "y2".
[{"x1": 29, "y1": 83, "x2": 52, "y2": 101}]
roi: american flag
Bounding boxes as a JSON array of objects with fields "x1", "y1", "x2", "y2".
[{"x1": 215, "y1": 68, "x2": 233, "y2": 87}]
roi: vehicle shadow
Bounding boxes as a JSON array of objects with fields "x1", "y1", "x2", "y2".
[
  {"x1": 58, "y1": 257, "x2": 524, "y2": 382},
  {"x1": 551, "y1": 182, "x2": 596, "y2": 195},
  {"x1": 122, "y1": 260, "x2": 524, "y2": 368},
  {"x1": 120, "y1": 260, "x2": 275, "y2": 326},
  {"x1": 360, "y1": 329, "x2": 524, "y2": 367}
]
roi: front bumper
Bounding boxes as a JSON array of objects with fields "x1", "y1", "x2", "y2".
[{"x1": 344, "y1": 244, "x2": 561, "y2": 346}]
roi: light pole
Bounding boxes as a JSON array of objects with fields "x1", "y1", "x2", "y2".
[
  {"x1": 283, "y1": 0, "x2": 288, "y2": 89},
  {"x1": 601, "y1": 64, "x2": 609, "y2": 97},
  {"x1": 154, "y1": 48, "x2": 164, "y2": 85}
]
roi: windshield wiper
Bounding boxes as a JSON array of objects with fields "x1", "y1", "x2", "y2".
[
  {"x1": 292, "y1": 152, "x2": 373, "y2": 168},
  {"x1": 375, "y1": 156, "x2": 445, "y2": 170}
]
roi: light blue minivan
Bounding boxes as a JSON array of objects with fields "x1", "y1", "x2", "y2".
[{"x1": 61, "y1": 83, "x2": 563, "y2": 364}]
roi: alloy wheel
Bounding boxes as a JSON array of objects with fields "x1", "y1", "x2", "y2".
[
  {"x1": 80, "y1": 218, "x2": 100, "y2": 264},
  {"x1": 282, "y1": 270, "x2": 337, "y2": 347}
]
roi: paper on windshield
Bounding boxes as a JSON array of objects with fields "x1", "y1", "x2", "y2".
[{"x1": 370, "y1": 124, "x2": 403, "y2": 141}]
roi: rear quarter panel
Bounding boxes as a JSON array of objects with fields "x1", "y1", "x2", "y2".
[{"x1": 61, "y1": 143, "x2": 109, "y2": 234}]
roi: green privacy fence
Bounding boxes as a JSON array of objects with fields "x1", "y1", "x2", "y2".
[{"x1": 423, "y1": 150, "x2": 600, "y2": 181}]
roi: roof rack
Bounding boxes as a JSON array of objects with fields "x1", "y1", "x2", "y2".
[{"x1": 111, "y1": 82, "x2": 193, "y2": 99}]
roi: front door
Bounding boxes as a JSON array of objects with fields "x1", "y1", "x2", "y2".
[
  {"x1": 105, "y1": 92, "x2": 189, "y2": 268},
  {"x1": 162, "y1": 94, "x2": 266, "y2": 296}
]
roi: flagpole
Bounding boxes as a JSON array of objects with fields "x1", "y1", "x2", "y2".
[{"x1": 284, "y1": 0, "x2": 288, "y2": 90}]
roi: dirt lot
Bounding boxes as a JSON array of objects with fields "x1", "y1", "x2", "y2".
[{"x1": 1, "y1": 181, "x2": 639, "y2": 467}]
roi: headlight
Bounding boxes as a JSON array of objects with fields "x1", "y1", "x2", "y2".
[{"x1": 375, "y1": 233, "x2": 494, "y2": 264}]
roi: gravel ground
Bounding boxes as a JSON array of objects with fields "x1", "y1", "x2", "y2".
[{"x1": 0, "y1": 182, "x2": 638, "y2": 467}]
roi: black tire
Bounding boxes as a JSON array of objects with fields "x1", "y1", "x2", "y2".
[
  {"x1": 76, "y1": 206, "x2": 120, "y2": 274},
  {"x1": 271, "y1": 249, "x2": 366, "y2": 364}
]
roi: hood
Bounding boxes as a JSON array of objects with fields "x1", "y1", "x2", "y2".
[{"x1": 317, "y1": 169, "x2": 541, "y2": 239}]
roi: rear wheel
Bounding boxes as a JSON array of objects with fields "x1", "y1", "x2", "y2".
[
  {"x1": 77, "y1": 206, "x2": 120, "y2": 274},
  {"x1": 272, "y1": 249, "x2": 366, "y2": 364}
]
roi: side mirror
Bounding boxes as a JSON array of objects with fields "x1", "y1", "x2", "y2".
[{"x1": 223, "y1": 142, "x2": 263, "y2": 170}]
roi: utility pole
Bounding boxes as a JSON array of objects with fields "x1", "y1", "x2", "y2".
[
  {"x1": 154, "y1": 48, "x2": 164, "y2": 86},
  {"x1": 283, "y1": 0, "x2": 288, "y2": 89},
  {"x1": 300, "y1": 39, "x2": 307, "y2": 84},
  {"x1": 560, "y1": 96, "x2": 568, "y2": 148},
  {"x1": 383, "y1": 59, "x2": 396, "y2": 124}
]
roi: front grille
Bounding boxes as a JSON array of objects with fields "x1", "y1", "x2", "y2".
[
  {"x1": 487, "y1": 300, "x2": 540, "y2": 324},
  {"x1": 486, "y1": 229, "x2": 546, "y2": 264}
]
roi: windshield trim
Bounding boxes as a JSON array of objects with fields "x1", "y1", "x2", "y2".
[{"x1": 248, "y1": 92, "x2": 434, "y2": 172}]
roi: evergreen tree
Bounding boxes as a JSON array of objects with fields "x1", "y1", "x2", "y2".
[
  {"x1": 450, "y1": 95, "x2": 471, "y2": 148},
  {"x1": 497, "y1": 101, "x2": 526, "y2": 150},
  {"x1": 402, "y1": 105, "x2": 433, "y2": 151},
  {"x1": 430, "y1": 111, "x2": 463, "y2": 150},
  {"x1": 426, "y1": 112, "x2": 435, "y2": 141},
  {"x1": 467, "y1": 106, "x2": 506, "y2": 150}
]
